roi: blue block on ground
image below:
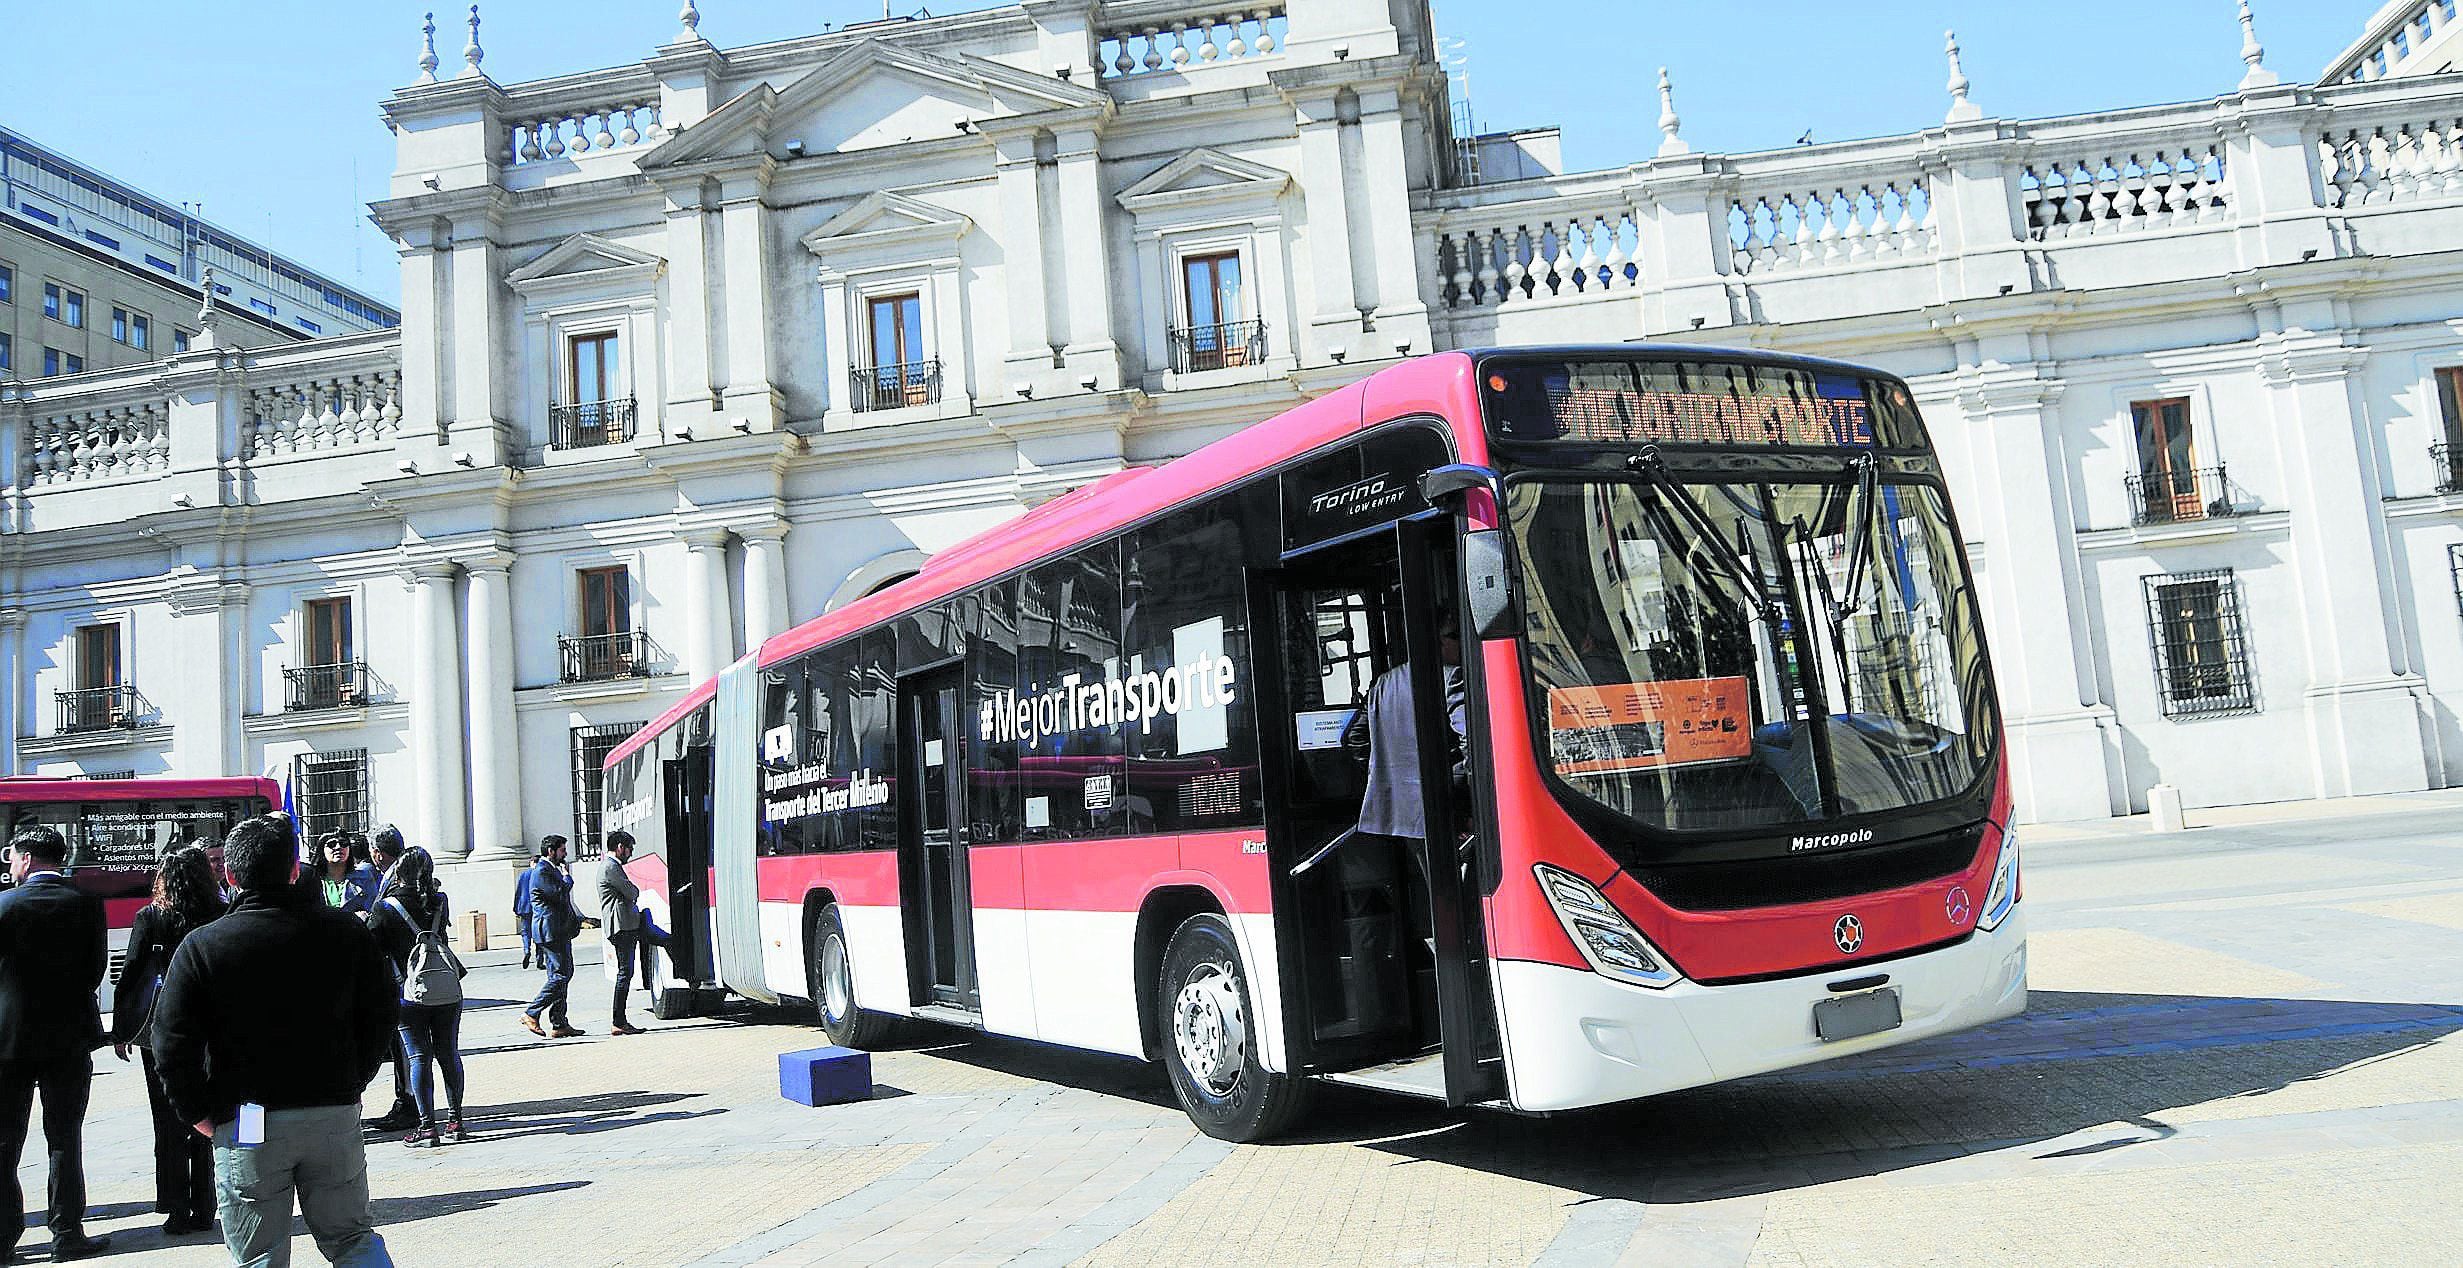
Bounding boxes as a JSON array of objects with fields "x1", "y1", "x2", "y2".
[{"x1": 779, "y1": 1045, "x2": 872, "y2": 1107}]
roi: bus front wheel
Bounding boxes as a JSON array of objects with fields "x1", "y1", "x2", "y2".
[
  {"x1": 1157, "y1": 913, "x2": 1308, "y2": 1142},
  {"x1": 809, "y1": 904, "x2": 897, "y2": 1050}
]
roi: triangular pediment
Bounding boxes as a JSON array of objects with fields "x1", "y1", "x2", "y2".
[
  {"x1": 801, "y1": 191, "x2": 972, "y2": 265},
  {"x1": 505, "y1": 233, "x2": 665, "y2": 286},
  {"x1": 645, "y1": 39, "x2": 1109, "y2": 168},
  {"x1": 1117, "y1": 147, "x2": 1293, "y2": 210}
]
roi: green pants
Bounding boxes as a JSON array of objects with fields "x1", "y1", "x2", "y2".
[{"x1": 214, "y1": 1105, "x2": 393, "y2": 1268}]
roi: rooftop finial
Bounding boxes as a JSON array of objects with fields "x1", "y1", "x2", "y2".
[
  {"x1": 678, "y1": 1, "x2": 703, "y2": 43},
  {"x1": 196, "y1": 266, "x2": 221, "y2": 328},
  {"x1": 1655, "y1": 68, "x2": 1690, "y2": 158},
  {"x1": 1944, "y1": 29, "x2": 1981, "y2": 123},
  {"x1": 2237, "y1": 0, "x2": 2279, "y2": 89},
  {"x1": 460, "y1": 4, "x2": 485, "y2": 79},
  {"x1": 415, "y1": 11, "x2": 441, "y2": 84}
]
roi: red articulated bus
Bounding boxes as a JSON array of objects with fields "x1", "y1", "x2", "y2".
[
  {"x1": 604, "y1": 346, "x2": 2026, "y2": 1140},
  {"x1": 0, "y1": 776, "x2": 280, "y2": 1008}
]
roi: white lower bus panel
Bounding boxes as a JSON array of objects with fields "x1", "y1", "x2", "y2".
[{"x1": 1491, "y1": 911, "x2": 2027, "y2": 1113}]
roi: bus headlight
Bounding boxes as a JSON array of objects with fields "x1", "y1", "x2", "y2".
[
  {"x1": 1976, "y1": 830, "x2": 2019, "y2": 932},
  {"x1": 1534, "y1": 864, "x2": 1682, "y2": 989}
]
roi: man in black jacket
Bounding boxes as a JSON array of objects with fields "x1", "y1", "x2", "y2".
[
  {"x1": 151, "y1": 814, "x2": 398, "y2": 1266},
  {"x1": 0, "y1": 825, "x2": 110, "y2": 1261}
]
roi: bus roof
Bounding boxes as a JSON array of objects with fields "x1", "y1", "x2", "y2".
[{"x1": 0, "y1": 776, "x2": 282, "y2": 804}]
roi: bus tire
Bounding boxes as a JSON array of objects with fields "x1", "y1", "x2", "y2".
[
  {"x1": 1157, "y1": 913, "x2": 1308, "y2": 1142},
  {"x1": 809, "y1": 904, "x2": 897, "y2": 1050}
]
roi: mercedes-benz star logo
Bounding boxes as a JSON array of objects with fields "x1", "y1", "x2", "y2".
[
  {"x1": 1833, "y1": 913, "x2": 1865, "y2": 954},
  {"x1": 1945, "y1": 885, "x2": 1973, "y2": 926}
]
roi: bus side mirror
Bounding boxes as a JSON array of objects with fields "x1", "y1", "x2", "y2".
[
  {"x1": 1420, "y1": 463, "x2": 1498, "y2": 505},
  {"x1": 1462, "y1": 529, "x2": 1515, "y2": 641}
]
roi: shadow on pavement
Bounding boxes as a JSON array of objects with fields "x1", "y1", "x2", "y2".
[
  {"x1": 1333, "y1": 990, "x2": 2463, "y2": 1202},
  {"x1": 443, "y1": 1089, "x2": 727, "y2": 1142},
  {"x1": 865, "y1": 988, "x2": 2463, "y2": 1203},
  {"x1": 369, "y1": 1180, "x2": 593, "y2": 1225}
]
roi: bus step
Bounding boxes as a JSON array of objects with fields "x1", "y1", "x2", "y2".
[
  {"x1": 1318, "y1": 1051, "x2": 1448, "y2": 1101},
  {"x1": 907, "y1": 1002, "x2": 985, "y2": 1030}
]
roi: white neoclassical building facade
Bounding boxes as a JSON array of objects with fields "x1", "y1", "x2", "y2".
[{"x1": 4, "y1": 0, "x2": 2463, "y2": 909}]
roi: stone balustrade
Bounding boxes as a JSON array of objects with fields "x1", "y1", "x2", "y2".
[
  {"x1": 0, "y1": 331, "x2": 406, "y2": 524},
  {"x1": 2019, "y1": 140, "x2": 2231, "y2": 239},
  {"x1": 1419, "y1": 76, "x2": 2463, "y2": 342},
  {"x1": 509, "y1": 100, "x2": 665, "y2": 165},
  {"x1": 1729, "y1": 173, "x2": 1936, "y2": 273},
  {"x1": 1097, "y1": 3, "x2": 1287, "y2": 79},
  {"x1": 19, "y1": 399, "x2": 170, "y2": 488},
  {"x1": 243, "y1": 367, "x2": 405, "y2": 459}
]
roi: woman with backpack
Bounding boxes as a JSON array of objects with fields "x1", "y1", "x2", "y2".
[
  {"x1": 109, "y1": 845, "x2": 225, "y2": 1237},
  {"x1": 372, "y1": 846, "x2": 469, "y2": 1147}
]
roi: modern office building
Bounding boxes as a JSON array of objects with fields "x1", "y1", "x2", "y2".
[
  {"x1": 2, "y1": 1, "x2": 2460, "y2": 914},
  {"x1": 0, "y1": 127, "x2": 397, "y2": 384}
]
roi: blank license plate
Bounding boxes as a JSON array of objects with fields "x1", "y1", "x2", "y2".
[{"x1": 1813, "y1": 988, "x2": 1903, "y2": 1042}]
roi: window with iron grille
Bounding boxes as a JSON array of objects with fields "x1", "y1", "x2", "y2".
[
  {"x1": 2449, "y1": 543, "x2": 2463, "y2": 618},
  {"x1": 570, "y1": 723, "x2": 635, "y2": 859},
  {"x1": 293, "y1": 748, "x2": 371, "y2": 841},
  {"x1": 2143, "y1": 569, "x2": 2258, "y2": 717}
]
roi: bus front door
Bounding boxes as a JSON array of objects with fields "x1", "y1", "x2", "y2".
[
  {"x1": 660, "y1": 744, "x2": 716, "y2": 992},
  {"x1": 898, "y1": 665, "x2": 979, "y2": 1013},
  {"x1": 1251, "y1": 521, "x2": 1502, "y2": 1105}
]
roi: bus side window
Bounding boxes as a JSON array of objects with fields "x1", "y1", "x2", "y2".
[
  {"x1": 1125, "y1": 503, "x2": 1262, "y2": 834},
  {"x1": 852, "y1": 631, "x2": 899, "y2": 853},
  {"x1": 968, "y1": 579, "x2": 1025, "y2": 843},
  {"x1": 758, "y1": 660, "x2": 805, "y2": 857},
  {"x1": 1018, "y1": 543, "x2": 1125, "y2": 840}
]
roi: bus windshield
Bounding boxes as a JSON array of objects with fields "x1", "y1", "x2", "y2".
[{"x1": 1505, "y1": 474, "x2": 1996, "y2": 836}]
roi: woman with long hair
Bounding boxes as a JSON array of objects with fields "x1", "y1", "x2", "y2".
[
  {"x1": 371, "y1": 846, "x2": 468, "y2": 1146},
  {"x1": 303, "y1": 829, "x2": 379, "y2": 915},
  {"x1": 111, "y1": 845, "x2": 227, "y2": 1237}
]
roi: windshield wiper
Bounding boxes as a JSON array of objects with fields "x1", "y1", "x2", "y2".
[
  {"x1": 1625, "y1": 450, "x2": 1781, "y2": 624},
  {"x1": 1829, "y1": 452, "x2": 1881, "y2": 624}
]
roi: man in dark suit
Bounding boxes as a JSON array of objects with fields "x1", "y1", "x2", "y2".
[{"x1": 0, "y1": 824, "x2": 111, "y2": 1261}]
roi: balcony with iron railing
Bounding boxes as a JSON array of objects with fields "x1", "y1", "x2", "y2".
[
  {"x1": 550, "y1": 398, "x2": 636, "y2": 450},
  {"x1": 2125, "y1": 465, "x2": 2241, "y2": 527},
  {"x1": 55, "y1": 684, "x2": 140, "y2": 735},
  {"x1": 2436, "y1": 441, "x2": 2463, "y2": 495},
  {"x1": 1168, "y1": 320, "x2": 1267, "y2": 374},
  {"x1": 849, "y1": 361, "x2": 942, "y2": 413},
  {"x1": 559, "y1": 631, "x2": 649, "y2": 683},
  {"x1": 285, "y1": 661, "x2": 371, "y2": 712}
]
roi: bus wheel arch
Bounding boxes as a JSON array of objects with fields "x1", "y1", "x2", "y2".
[{"x1": 1134, "y1": 886, "x2": 1225, "y2": 1063}]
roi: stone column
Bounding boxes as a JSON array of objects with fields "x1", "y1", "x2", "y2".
[
  {"x1": 395, "y1": 222, "x2": 447, "y2": 445},
  {"x1": 1351, "y1": 89, "x2": 1433, "y2": 356},
  {"x1": 662, "y1": 186, "x2": 717, "y2": 442},
  {"x1": 165, "y1": 579, "x2": 249, "y2": 778},
  {"x1": 408, "y1": 565, "x2": 471, "y2": 857},
  {"x1": 682, "y1": 531, "x2": 733, "y2": 682},
  {"x1": 717, "y1": 170, "x2": 783, "y2": 432},
  {"x1": 0, "y1": 607, "x2": 23, "y2": 776},
  {"x1": 1052, "y1": 126, "x2": 1122, "y2": 391},
  {"x1": 447, "y1": 212, "x2": 505, "y2": 457},
  {"x1": 2259, "y1": 332, "x2": 2432, "y2": 797},
  {"x1": 740, "y1": 522, "x2": 792, "y2": 645},
  {"x1": 993, "y1": 129, "x2": 1053, "y2": 393},
  {"x1": 1292, "y1": 91, "x2": 1364, "y2": 359},
  {"x1": 1956, "y1": 369, "x2": 2120, "y2": 821},
  {"x1": 462, "y1": 554, "x2": 525, "y2": 862}
]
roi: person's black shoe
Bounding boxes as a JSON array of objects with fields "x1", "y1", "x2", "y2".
[
  {"x1": 52, "y1": 1232, "x2": 111, "y2": 1260},
  {"x1": 161, "y1": 1214, "x2": 211, "y2": 1236},
  {"x1": 365, "y1": 1107, "x2": 418, "y2": 1132}
]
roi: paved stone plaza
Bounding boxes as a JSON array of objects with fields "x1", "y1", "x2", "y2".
[{"x1": 20, "y1": 791, "x2": 2463, "y2": 1266}]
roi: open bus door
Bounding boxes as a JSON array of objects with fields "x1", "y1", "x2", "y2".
[
  {"x1": 1248, "y1": 516, "x2": 1504, "y2": 1106},
  {"x1": 655, "y1": 742, "x2": 716, "y2": 1015},
  {"x1": 897, "y1": 662, "x2": 980, "y2": 1015}
]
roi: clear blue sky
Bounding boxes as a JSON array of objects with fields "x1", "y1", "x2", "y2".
[{"x1": 0, "y1": 1, "x2": 2375, "y2": 307}]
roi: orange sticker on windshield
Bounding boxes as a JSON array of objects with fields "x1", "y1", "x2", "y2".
[{"x1": 1547, "y1": 676, "x2": 1752, "y2": 773}]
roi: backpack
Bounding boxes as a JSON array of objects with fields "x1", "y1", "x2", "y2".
[{"x1": 386, "y1": 897, "x2": 467, "y2": 1007}]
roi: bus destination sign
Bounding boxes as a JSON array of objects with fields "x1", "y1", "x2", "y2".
[{"x1": 1484, "y1": 359, "x2": 1914, "y2": 450}]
